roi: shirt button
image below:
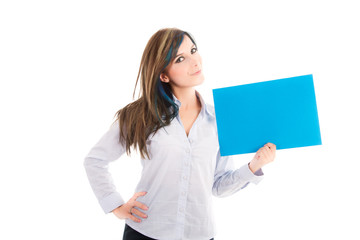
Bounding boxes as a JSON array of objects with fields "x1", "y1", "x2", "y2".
[
  {"x1": 179, "y1": 207, "x2": 184, "y2": 212},
  {"x1": 189, "y1": 139, "x2": 193, "y2": 143},
  {"x1": 182, "y1": 191, "x2": 186, "y2": 196},
  {"x1": 184, "y1": 161, "x2": 189, "y2": 166},
  {"x1": 183, "y1": 175, "x2": 188, "y2": 180},
  {"x1": 185, "y1": 149, "x2": 190, "y2": 153}
]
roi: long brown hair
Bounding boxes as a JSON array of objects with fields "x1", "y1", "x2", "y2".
[{"x1": 112, "y1": 27, "x2": 197, "y2": 160}]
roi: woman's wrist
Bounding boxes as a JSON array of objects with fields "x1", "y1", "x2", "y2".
[{"x1": 248, "y1": 161, "x2": 260, "y2": 174}]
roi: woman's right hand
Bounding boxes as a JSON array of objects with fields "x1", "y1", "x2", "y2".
[{"x1": 112, "y1": 191, "x2": 149, "y2": 223}]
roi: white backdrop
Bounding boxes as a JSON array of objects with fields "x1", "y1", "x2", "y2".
[{"x1": 1, "y1": 0, "x2": 359, "y2": 239}]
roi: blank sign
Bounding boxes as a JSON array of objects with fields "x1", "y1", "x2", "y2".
[{"x1": 212, "y1": 74, "x2": 322, "y2": 156}]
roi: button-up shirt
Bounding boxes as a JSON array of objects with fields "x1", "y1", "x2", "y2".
[{"x1": 83, "y1": 90, "x2": 264, "y2": 240}]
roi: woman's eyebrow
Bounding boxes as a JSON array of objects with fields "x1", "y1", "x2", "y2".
[{"x1": 175, "y1": 44, "x2": 196, "y2": 58}]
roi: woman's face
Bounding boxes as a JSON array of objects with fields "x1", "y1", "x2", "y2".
[{"x1": 160, "y1": 34, "x2": 204, "y2": 89}]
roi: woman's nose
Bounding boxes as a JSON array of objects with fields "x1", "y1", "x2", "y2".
[{"x1": 191, "y1": 56, "x2": 201, "y2": 67}]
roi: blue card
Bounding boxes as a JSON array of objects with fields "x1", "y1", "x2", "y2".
[{"x1": 212, "y1": 74, "x2": 322, "y2": 156}]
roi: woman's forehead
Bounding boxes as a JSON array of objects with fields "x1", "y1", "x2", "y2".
[{"x1": 177, "y1": 35, "x2": 194, "y2": 52}]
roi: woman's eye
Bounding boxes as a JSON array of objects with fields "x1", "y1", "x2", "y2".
[
  {"x1": 175, "y1": 47, "x2": 197, "y2": 63},
  {"x1": 176, "y1": 57, "x2": 184, "y2": 63}
]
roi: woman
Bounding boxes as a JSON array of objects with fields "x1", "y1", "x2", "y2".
[{"x1": 83, "y1": 27, "x2": 276, "y2": 240}]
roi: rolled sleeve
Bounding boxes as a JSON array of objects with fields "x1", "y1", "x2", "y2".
[{"x1": 235, "y1": 163, "x2": 264, "y2": 186}]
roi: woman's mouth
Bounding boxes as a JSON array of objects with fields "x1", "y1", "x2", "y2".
[{"x1": 191, "y1": 70, "x2": 202, "y2": 75}]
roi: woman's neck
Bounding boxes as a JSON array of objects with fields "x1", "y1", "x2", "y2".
[{"x1": 172, "y1": 88, "x2": 200, "y2": 110}]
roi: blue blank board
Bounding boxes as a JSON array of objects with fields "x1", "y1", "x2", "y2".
[{"x1": 212, "y1": 74, "x2": 322, "y2": 156}]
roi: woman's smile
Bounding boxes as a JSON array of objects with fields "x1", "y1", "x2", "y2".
[{"x1": 191, "y1": 69, "x2": 201, "y2": 76}]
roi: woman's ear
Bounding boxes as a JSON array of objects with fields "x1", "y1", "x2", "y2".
[{"x1": 160, "y1": 72, "x2": 170, "y2": 83}]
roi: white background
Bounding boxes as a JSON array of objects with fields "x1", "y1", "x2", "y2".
[{"x1": 1, "y1": 0, "x2": 359, "y2": 239}]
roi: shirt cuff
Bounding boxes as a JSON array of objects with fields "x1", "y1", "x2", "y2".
[
  {"x1": 248, "y1": 162, "x2": 264, "y2": 176},
  {"x1": 98, "y1": 192, "x2": 126, "y2": 214},
  {"x1": 235, "y1": 163, "x2": 265, "y2": 185}
]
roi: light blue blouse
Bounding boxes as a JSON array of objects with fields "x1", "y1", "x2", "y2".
[{"x1": 83, "y1": 90, "x2": 264, "y2": 240}]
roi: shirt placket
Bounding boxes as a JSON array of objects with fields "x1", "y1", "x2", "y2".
[
  {"x1": 172, "y1": 97, "x2": 203, "y2": 239},
  {"x1": 175, "y1": 122, "x2": 195, "y2": 239}
]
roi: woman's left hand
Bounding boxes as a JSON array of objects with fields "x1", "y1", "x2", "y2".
[{"x1": 249, "y1": 142, "x2": 276, "y2": 173}]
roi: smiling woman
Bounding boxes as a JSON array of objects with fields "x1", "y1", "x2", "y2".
[
  {"x1": 159, "y1": 33, "x2": 204, "y2": 137},
  {"x1": 83, "y1": 27, "x2": 275, "y2": 240},
  {"x1": 118, "y1": 28, "x2": 202, "y2": 160},
  {"x1": 160, "y1": 36, "x2": 204, "y2": 83}
]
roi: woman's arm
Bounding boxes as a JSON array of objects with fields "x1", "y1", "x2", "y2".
[
  {"x1": 212, "y1": 150, "x2": 264, "y2": 198},
  {"x1": 83, "y1": 120, "x2": 127, "y2": 214},
  {"x1": 212, "y1": 142, "x2": 276, "y2": 197}
]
